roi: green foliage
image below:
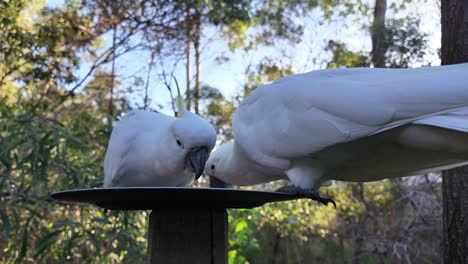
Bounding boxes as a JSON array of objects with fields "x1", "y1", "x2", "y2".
[
  {"x1": 219, "y1": 0, "x2": 323, "y2": 51},
  {"x1": 325, "y1": 17, "x2": 428, "y2": 69},
  {"x1": 0, "y1": 0, "x2": 441, "y2": 263},
  {"x1": 83, "y1": 69, "x2": 130, "y2": 116},
  {"x1": 244, "y1": 59, "x2": 294, "y2": 96},
  {"x1": 228, "y1": 210, "x2": 261, "y2": 263},
  {"x1": 0, "y1": 3, "x2": 143, "y2": 260},
  {"x1": 226, "y1": 179, "x2": 441, "y2": 263},
  {"x1": 206, "y1": 0, "x2": 250, "y2": 27},
  {"x1": 384, "y1": 17, "x2": 429, "y2": 68},
  {"x1": 0, "y1": 0, "x2": 94, "y2": 87},
  {"x1": 325, "y1": 40, "x2": 370, "y2": 69},
  {"x1": 199, "y1": 85, "x2": 236, "y2": 143},
  {"x1": 0, "y1": 72, "x2": 146, "y2": 262}
]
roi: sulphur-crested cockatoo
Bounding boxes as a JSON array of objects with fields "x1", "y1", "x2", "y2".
[
  {"x1": 104, "y1": 83, "x2": 216, "y2": 187},
  {"x1": 206, "y1": 63, "x2": 468, "y2": 207}
]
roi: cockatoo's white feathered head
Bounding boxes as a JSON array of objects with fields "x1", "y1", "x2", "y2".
[
  {"x1": 205, "y1": 140, "x2": 285, "y2": 186},
  {"x1": 204, "y1": 141, "x2": 236, "y2": 183},
  {"x1": 170, "y1": 111, "x2": 216, "y2": 179},
  {"x1": 170, "y1": 79, "x2": 216, "y2": 180}
]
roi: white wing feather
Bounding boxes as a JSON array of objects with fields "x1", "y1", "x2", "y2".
[
  {"x1": 103, "y1": 110, "x2": 172, "y2": 187},
  {"x1": 233, "y1": 64, "x2": 468, "y2": 169}
]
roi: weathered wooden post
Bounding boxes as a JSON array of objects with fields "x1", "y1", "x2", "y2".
[{"x1": 147, "y1": 209, "x2": 227, "y2": 264}]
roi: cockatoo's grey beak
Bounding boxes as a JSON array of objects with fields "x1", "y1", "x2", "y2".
[{"x1": 185, "y1": 146, "x2": 210, "y2": 180}]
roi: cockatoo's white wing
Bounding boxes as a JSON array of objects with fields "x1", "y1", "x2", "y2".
[
  {"x1": 413, "y1": 107, "x2": 468, "y2": 132},
  {"x1": 103, "y1": 110, "x2": 172, "y2": 187},
  {"x1": 104, "y1": 108, "x2": 216, "y2": 187},
  {"x1": 233, "y1": 63, "x2": 468, "y2": 169}
]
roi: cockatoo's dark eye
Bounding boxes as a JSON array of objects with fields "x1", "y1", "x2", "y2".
[
  {"x1": 176, "y1": 139, "x2": 183, "y2": 147},
  {"x1": 211, "y1": 164, "x2": 215, "y2": 170}
]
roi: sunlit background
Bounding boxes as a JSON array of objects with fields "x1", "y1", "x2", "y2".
[{"x1": 1, "y1": 0, "x2": 445, "y2": 263}]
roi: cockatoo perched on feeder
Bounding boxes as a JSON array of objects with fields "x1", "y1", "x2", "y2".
[
  {"x1": 104, "y1": 81, "x2": 216, "y2": 187},
  {"x1": 206, "y1": 63, "x2": 468, "y2": 207}
]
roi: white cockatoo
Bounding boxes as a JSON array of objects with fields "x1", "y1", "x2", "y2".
[
  {"x1": 205, "y1": 63, "x2": 468, "y2": 206},
  {"x1": 103, "y1": 83, "x2": 216, "y2": 187}
]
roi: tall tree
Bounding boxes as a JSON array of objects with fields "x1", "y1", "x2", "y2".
[
  {"x1": 193, "y1": 0, "x2": 202, "y2": 114},
  {"x1": 187, "y1": 0, "x2": 320, "y2": 114},
  {"x1": 371, "y1": 0, "x2": 387, "y2": 67},
  {"x1": 185, "y1": 2, "x2": 192, "y2": 111},
  {"x1": 441, "y1": 0, "x2": 468, "y2": 262}
]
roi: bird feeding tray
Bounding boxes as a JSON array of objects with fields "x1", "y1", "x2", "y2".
[
  {"x1": 51, "y1": 187, "x2": 301, "y2": 264},
  {"x1": 51, "y1": 187, "x2": 299, "y2": 210}
]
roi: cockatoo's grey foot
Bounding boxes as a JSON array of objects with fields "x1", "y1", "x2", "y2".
[{"x1": 275, "y1": 185, "x2": 336, "y2": 208}]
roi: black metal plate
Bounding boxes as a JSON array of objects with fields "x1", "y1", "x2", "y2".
[{"x1": 51, "y1": 187, "x2": 300, "y2": 210}]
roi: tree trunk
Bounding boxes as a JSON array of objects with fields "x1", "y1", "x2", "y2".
[
  {"x1": 441, "y1": 0, "x2": 468, "y2": 263},
  {"x1": 371, "y1": 0, "x2": 387, "y2": 67},
  {"x1": 193, "y1": 1, "x2": 201, "y2": 115},
  {"x1": 185, "y1": 4, "x2": 192, "y2": 111},
  {"x1": 443, "y1": 167, "x2": 468, "y2": 263},
  {"x1": 441, "y1": 0, "x2": 468, "y2": 64}
]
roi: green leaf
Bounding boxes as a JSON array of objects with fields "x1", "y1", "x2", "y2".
[
  {"x1": 234, "y1": 220, "x2": 247, "y2": 232},
  {"x1": 17, "y1": 218, "x2": 31, "y2": 263},
  {"x1": 0, "y1": 209, "x2": 11, "y2": 240},
  {"x1": 91, "y1": 217, "x2": 109, "y2": 224},
  {"x1": 34, "y1": 229, "x2": 64, "y2": 257}
]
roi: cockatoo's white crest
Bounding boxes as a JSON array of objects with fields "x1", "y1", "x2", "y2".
[{"x1": 174, "y1": 76, "x2": 184, "y2": 118}]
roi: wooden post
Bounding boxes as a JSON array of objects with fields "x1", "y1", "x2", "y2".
[{"x1": 147, "y1": 209, "x2": 228, "y2": 264}]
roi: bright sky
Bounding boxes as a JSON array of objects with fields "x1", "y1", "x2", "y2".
[{"x1": 46, "y1": 0, "x2": 441, "y2": 116}]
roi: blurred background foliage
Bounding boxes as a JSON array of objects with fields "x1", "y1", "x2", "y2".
[{"x1": 0, "y1": 0, "x2": 442, "y2": 263}]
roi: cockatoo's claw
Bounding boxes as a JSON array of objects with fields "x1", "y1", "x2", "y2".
[
  {"x1": 275, "y1": 185, "x2": 337, "y2": 208},
  {"x1": 316, "y1": 196, "x2": 336, "y2": 208}
]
